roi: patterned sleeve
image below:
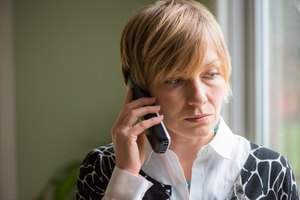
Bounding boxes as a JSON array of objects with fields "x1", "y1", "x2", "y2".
[
  {"x1": 282, "y1": 158, "x2": 299, "y2": 199},
  {"x1": 239, "y1": 142, "x2": 299, "y2": 199},
  {"x1": 75, "y1": 144, "x2": 116, "y2": 200}
]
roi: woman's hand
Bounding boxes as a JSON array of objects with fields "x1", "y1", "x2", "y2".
[{"x1": 111, "y1": 89, "x2": 163, "y2": 175}]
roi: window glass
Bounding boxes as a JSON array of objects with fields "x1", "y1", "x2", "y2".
[{"x1": 269, "y1": 0, "x2": 300, "y2": 187}]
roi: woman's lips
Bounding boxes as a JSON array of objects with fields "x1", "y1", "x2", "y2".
[{"x1": 184, "y1": 114, "x2": 211, "y2": 123}]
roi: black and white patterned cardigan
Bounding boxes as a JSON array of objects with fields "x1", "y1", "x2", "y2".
[{"x1": 76, "y1": 142, "x2": 299, "y2": 200}]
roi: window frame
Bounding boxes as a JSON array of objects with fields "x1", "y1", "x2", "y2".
[{"x1": 216, "y1": 0, "x2": 271, "y2": 146}]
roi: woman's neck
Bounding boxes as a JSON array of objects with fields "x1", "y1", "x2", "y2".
[
  {"x1": 169, "y1": 132, "x2": 215, "y2": 184},
  {"x1": 169, "y1": 131, "x2": 214, "y2": 156}
]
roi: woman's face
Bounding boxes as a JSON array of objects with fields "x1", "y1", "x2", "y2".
[{"x1": 150, "y1": 46, "x2": 227, "y2": 141}]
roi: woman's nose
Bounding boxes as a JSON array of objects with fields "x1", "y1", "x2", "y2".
[{"x1": 187, "y1": 79, "x2": 208, "y2": 106}]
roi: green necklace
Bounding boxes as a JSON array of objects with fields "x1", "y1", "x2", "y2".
[
  {"x1": 214, "y1": 123, "x2": 219, "y2": 135},
  {"x1": 187, "y1": 181, "x2": 191, "y2": 188}
]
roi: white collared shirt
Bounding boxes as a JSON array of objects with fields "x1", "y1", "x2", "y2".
[{"x1": 104, "y1": 117, "x2": 251, "y2": 200}]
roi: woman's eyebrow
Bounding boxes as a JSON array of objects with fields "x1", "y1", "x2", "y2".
[{"x1": 203, "y1": 59, "x2": 221, "y2": 68}]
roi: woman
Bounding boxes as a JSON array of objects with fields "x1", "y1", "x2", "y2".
[{"x1": 76, "y1": 0, "x2": 299, "y2": 199}]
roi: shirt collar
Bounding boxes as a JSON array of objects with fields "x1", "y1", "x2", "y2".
[{"x1": 208, "y1": 117, "x2": 235, "y2": 159}]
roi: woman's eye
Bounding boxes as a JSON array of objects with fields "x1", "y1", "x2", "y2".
[
  {"x1": 165, "y1": 78, "x2": 183, "y2": 85},
  {"x1": 204, "y1": 72, "x2": 220, "y2": 79}
]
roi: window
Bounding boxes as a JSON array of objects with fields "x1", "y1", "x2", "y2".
[
  {"x1": 216, "y1": 0, "x2": 300, "y2": 190},
  {"x1": 268, "y1": 0, "x2": 300, "y2": 187}
]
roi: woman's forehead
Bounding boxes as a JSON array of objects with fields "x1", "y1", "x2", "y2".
[
  {"x1": 183, "y1": 47, "x2": 221, "y2": 73},
  {"x1": 201, "y1": 46, "x2": 219, "y2": 65}
]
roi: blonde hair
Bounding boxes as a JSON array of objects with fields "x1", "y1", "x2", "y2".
[{"x1": 120, "y1": 0, "x2": 231, "y2": 95}]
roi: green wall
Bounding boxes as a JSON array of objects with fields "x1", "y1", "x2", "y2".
[{"x1": 14, "y1": 0, "x2": 151, "y2": 199}]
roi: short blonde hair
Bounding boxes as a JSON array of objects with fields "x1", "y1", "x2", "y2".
[{"x1": 120, "y1": 0, "x2": 231, "y2": 93}]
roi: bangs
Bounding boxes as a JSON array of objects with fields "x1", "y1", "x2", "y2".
[
  {"x1": 145, "y1": 9, "x2": 210, "y2": 88},
  {"x1": 149, "y1": 25, "x2": 231, "y2": 87},
  {"x1": 151, "y1": 36, "x2": 208, "y2": 86}
]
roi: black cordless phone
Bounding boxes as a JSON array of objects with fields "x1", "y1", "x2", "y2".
[{"x1": 130, "y1": 78, "x2": 170, "y2": 153}]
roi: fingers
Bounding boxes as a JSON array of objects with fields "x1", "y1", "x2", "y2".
[
  {"x1": 112, "y1": 102, "x2": 163, "y2": 141},
  {"x1": 123, "y1": 104, "x2": 161, "y2": 129},
  {"x1": 119, "y1": 92, "x2": 158, "y2": 127},
  {"x1": 111, "y1": 88, "x2": 163, "y2": 174},
  {"x1": 112, "y1": 92, "x2": 162, "y2": 138},
  {"x1": 130, "y1": 115, "x2": 164, "y2": 134}
]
